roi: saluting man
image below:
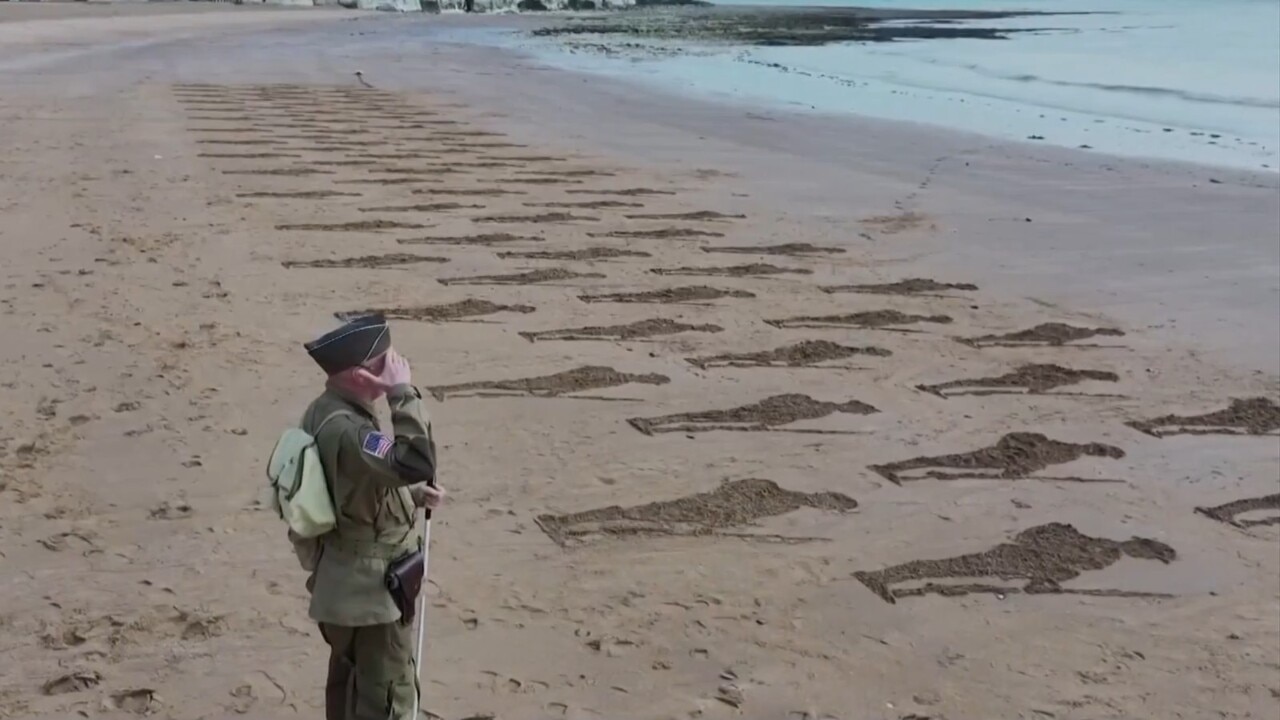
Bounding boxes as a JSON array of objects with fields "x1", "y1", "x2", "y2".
[{"x1": 297, "y1": 313, "x2": 445, "y2": 720}]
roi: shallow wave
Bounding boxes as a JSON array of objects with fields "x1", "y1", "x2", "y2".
[
  {"x1": 735, "y1": 52, "x2": 1277, "y2": 139},
  {"x1": 988, "y1": 71, "x2": 1278, "y2": 110},
  {"x1": 849, "y1": 44, "x2": 1280, "y2": 111}
]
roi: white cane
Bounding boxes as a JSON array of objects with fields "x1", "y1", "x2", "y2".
[{"x1": 411, "y1": 507, "x2": 431, "y2": 720}]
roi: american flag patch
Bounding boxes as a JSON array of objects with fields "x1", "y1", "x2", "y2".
[{"x1": 362, "y1": 431, "x2": 393, "y2": 459}]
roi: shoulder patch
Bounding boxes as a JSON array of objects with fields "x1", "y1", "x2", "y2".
[{"x1": 361, "y1": 431, "x2": 393, "y2": 459}]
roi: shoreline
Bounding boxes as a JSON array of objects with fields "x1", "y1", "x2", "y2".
[
  {"x1": 0, "y1": 6, "x2": 1276, "y2": 720},
  {"x1": 8, "y1": 1, "x2": 1278, "y2": 170},
  {"x1": 394, "y1": 11, "x2": 1280, "y2": 179},
  {"x1": 404, "y1": 15, "x2": 1280, "y2": 375},
  {"x1": 493, "y1": 2, "x2": 1280, "y2": 173}
]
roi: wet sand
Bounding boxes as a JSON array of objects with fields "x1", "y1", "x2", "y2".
[{"x1": 0, "y1": 6, "x2": 1277, "y2": 720}]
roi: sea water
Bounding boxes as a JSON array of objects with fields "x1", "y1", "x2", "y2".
[{"x1": 499, "y1": 0, "x2": 1280, "y2": 171}]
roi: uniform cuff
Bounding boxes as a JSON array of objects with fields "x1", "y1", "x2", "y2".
[{"x1": 388, "y1": 384, "x2": 419, "y2": 401}]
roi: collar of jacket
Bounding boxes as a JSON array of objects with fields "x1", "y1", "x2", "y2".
[{"x1": 322, "y1": 383, "x2": 378, "y2": 420}]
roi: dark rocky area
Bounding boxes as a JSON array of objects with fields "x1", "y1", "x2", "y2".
[{"x1": 533, "y1": 6, "x2": 1073, "y2": 47}]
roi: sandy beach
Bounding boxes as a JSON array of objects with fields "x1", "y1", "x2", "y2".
[{"x1": 0, "y1": 5, "x2": 1277, "y2": 720}]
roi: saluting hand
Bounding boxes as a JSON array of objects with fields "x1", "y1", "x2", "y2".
[
  {"x1": 380, "y1": 349, "x2": 413, "y2": 388},
  {"x1": 356, "y1": 349, "x2": 413, "y2": 393}
]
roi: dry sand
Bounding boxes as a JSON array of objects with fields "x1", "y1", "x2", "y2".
[{"x1": 1, "y1": 6, "x2": 1277, "y2": 720}]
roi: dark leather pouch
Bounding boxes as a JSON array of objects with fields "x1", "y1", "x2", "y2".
[{"x1": 385, "y1": 549, "x2": 425, "y2": 624}]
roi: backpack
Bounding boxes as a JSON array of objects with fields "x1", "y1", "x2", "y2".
[{"x1": 266, "y1": 411, "x2": 352, "y2": 539}]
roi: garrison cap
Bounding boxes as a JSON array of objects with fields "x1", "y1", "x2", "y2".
[{"x1": 305, "y1": 313, "x2": 391, "y2": 375}]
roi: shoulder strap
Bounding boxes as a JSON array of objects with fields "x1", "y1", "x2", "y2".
[{"x1": 308, "y1": 409, "x2": 359, "y2": 530}]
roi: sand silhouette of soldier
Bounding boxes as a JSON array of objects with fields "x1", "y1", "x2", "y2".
[
  {"x1": 820, "y1": 278, "x2": 978, "y2": 297},
  {"x1": 521, "y1": 318, "x2": 722, "y2": 343},
  {"x1": 579, "y1": 285, "x2": 754, "y2": 305},
  {"x1": 958, "y1": 322, "x2": 1125, "y2": 348},
  {"x1": 1195, "y1": 493, "x2": 1280, "y2": 529},
  {"x1": 282, "y1": 253, "x2": 448, "y2": 270},
  {"x1": 337, "y1": 300, "x2": 535, "y2": 324},
  {"x1": 701, "y1": 242, "x2": 845, "y2": 257},
  {"x1": 1127, "y1": 396, "x2": 1280, "y2": 438},
  {"x1": 536, "y1": 478, "x2": 858, "y2": 546},
  {"x1": 855, "y1": 523, "x2": 1176, "y2": 604},
  {"x1": 650, "y1": 263, "x2": 812, "y2": 278},
  {"x1": 499, "y1": 247, "x2": 650, "y2": 261},
  {"x1": 870, "y1": 432, "x2": 1125, "y2": 484},
  {"x1": 624, "y1": 210, "x2": 745, "y2": 221},
  {"x1": 917, "y1": 363, "x2": 1120, "y2": 398},
  {"x1": 685, "y1": 340, "x2": 890, "y2": 370},
  {"x1": 439, "y1": 268, "x2": 604, "y2": 287},
  {"x1": 427, "y1": 365, "x2": 669, "y2": 401},
  {"x1": 765, "y1": 309, "x2": 951, "y2": 332},
  {"x1": 628, "y1": 394, "x2": 876, "y2": 435}
]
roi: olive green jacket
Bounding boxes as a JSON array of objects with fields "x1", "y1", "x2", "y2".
[{"x1": 298, "y1": 383, "x2": 437, "y2": 627}]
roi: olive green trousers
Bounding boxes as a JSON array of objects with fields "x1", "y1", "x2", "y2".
[{"x1": 319, "y1": 622, "x2": 418, "y2": 720}]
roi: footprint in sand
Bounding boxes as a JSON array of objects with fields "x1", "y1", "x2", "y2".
[
  {"x1": 175, "y1": 608, "x2": 226, "y2": 640},
  {"x1": 149, "y1": 501, "x2": 194, "y2": 520},
  {"x1": 38, "y1": 530, "x2": 99, "y2": 554},
  {"x1": 42, "y1": 670, "x2": 102, "y2": 696},
  {"x1": 102, "y1": 688, "x2": 162, "y2": 715},
  {"x1": 227, "y1": 684, "x2": 256, "y2": 714}
]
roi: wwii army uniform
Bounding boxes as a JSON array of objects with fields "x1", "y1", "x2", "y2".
[{"x1": 299, "y1": 314, "x2": 437, "y2": 720}]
